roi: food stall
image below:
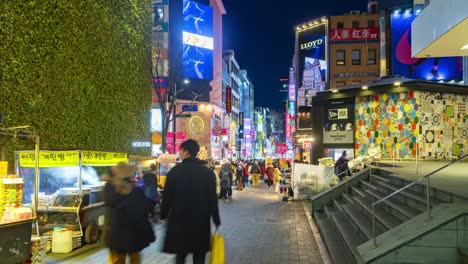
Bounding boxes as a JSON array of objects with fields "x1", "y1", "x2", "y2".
[
  {"x1": 156, "y1": 154, "x2": 177, "y2": 189},
  {"x1": 16, "y1": 150, "x2": 128, "y2": 251},
  {"x1": 0, "y1": 127, "x2": 39, "y2": 263}
]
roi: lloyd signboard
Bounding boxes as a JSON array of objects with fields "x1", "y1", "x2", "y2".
[{"x1": 323, "y1": 101, "x2": 354, "y2": 144}]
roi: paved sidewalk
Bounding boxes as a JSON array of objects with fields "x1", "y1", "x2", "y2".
[{"x1": 48, "y1": 185, "x2": 323, "y2": 264}]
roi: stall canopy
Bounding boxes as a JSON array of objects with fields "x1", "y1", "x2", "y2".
[{"x1": 18, "y1": 150, "x2": 128, "y2": 168}]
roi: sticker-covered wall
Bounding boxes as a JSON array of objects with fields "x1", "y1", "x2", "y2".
[
  {"x1": 419, "y1": 92, "x2": 467, "y2": 160},
  {"x1": 355, "y1": 92, "x2": 419, "y2": 159}
]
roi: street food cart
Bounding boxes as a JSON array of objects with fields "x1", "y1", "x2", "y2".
[
  {"x1": 156, "y1": 154, "x2": 177, "y2": 189},
  {"x1": 0, "y1": 127, "x2": 39, "y2": 263},
  {"x1": 16, "y1": 150, "x2": 128, "y2": 248}
]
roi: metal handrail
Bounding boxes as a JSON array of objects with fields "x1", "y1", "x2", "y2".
[{"x1": 372, "y1": 153, "x2": 468, "y2": 247}]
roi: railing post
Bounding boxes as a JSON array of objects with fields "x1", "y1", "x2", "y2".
[
  {"x1": 426, "y1": 176, "x2": 431, "y2": 220},
  {"x1": 372, "y1": 203, "x2": 376, "y2": 248},
  {"x1": 392, "y1": 146, "x2": 395, "y2": 175}
]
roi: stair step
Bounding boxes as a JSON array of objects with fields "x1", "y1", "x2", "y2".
[
  {"x1": 342, "y1": 204, "x2": 373, "y2": 239},
  {"x1": 351, "y1": 186, "x2": 366, "y2": 198},
  {"x1": 370, "y1": 174, "x2": 389, "y2": 183},
  {"x1": 315, "y1": 212, "x2": 355, "y2": 264},
  {"x1": 352, "y1": 196, "x2": 401, "y2": 229},
  {"x1": 373, "y1": 179, "x2": 431, "y2": 205},
  {"x1": 331, "y1": 212, "x2": 366, "y2": 261},
  {"x1": 324, "y1": 205, "x2": 336, "y2": 218},
  {"x1": 342, "y1": 193, "x2": 355, "y2": 205},
  {"x1": 333, "y1": 199, "x2": 344, "y2": 212},
  {"x1": 363, "y1": 188, "x2": 421, "y2": 219},
  {"x1": 360, "y1": 180, "x2": 379, "y2": 190}
]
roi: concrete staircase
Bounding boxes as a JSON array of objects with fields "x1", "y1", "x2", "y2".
[{"x1": 312, "y1": 168, "x2": 468, "y2": 264}]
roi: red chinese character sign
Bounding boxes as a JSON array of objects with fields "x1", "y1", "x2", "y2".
[
  {"x1": 225, "y1": 86, "x2": 232, "y2": 113},
  {"x1": 329, "y1": 27, "x2": 379, "y2": 41},
  {"x1": 166, "y1": 132, "x2": 186, "y2": 154}
]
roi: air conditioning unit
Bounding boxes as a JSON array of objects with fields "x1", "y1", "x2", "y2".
[{"x1": 350, "y1": 10, "x2": 361, "y2": 15}]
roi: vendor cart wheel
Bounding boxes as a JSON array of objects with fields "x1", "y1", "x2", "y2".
[{"x1": 84, "y1": 223, "x2": 99, "y2": 244}]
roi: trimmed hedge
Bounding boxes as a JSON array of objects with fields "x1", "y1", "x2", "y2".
[{"x1": 0, "y1": 0, "x2": 152, "y2": 156}]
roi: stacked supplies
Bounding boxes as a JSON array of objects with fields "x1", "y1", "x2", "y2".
[
  {"x1": 25, "y1": 237, "x2": 48, "y2": 264},
  {"x1": 0, "y1": 177, "x2": 23, "y2": 223}
]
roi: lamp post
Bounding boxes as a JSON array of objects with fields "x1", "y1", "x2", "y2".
[{"x1": 172, "y1": 79, "x2": 190, "y2": 154}]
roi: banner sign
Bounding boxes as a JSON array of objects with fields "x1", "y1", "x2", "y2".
[
  {"x1": 0, "y1": 161, "x2": 8, "y2": 175},
  {"x1": 176, "y1": 132, "x2": 186, "y2": 152},
  {"x1": 18, "y1": 151, "x2": 80, "y2": 168},
  {"x1": 286, "y1": 113, "x2": 291, "y2": 139},
  {"x1": 182, "y1": 104, "x2": 198, "y2": 112},
  {"x1": 221, "y1": 128, "x2": 228, "y2": 136},
  {"x1": 226, "y1": 86, "x2": 232, "y2": 113},
  {"x1": 323, "y1": 100, "x2": 354, "y2": 144},
  {"x1": 82, "y1": 151, "x2": 128, "y2": 166},
  {"x1": 329, "y1": 27, "x2": 379, "y2": 41}
]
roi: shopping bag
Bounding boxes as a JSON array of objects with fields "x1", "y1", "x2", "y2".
[{"x1": 210, "y1": 232, "x2": 225, "y2": 264}]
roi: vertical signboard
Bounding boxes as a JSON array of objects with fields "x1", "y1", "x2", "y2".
[
  {"x1": 297, "y1": 23, "x2": 327, "y2": 107},
  {"x1": 288, "y1": 68, "x2": 296, "y2": 102},
  {"x1": 226, "y1": 86, "x2": 232, "y2": 113},
  {"x1": 285, "y1": 113, "x2": 291, "y2": 139},
  {"x1": 182, "y1": 0, "x2": 214, "y2": 80},
  {"x1": 391, "y1": 11, "x2": 462, "y2": 81},
  {"x1": 238, "y1": 112, "x2": 244, "y2": 137}
]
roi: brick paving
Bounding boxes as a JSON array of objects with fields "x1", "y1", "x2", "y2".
[{"x1": 48, "y1": 185, "x2": 323, "y2": 264}]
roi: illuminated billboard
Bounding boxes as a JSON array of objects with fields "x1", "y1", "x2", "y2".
[
  {"x1": 297, "y1": 23, "x2": 327, "y2": 107},
  {"x1": 391, "y1": 11, "x2": 463, "y2": 81},
  {"x1": 182, "y1": 0, "x2": 214, "y2": 80}
]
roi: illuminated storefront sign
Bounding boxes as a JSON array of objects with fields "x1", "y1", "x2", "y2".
[{"x1": 329, "y1": 27, "x2": 379, "y2": 41}]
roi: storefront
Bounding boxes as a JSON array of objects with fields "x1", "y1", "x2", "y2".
[{"x1": 311, "y1": 77, "x2": 468, "y2": 164}]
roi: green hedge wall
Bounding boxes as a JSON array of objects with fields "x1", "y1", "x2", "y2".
[{"x1": 0, "y1": 0, "x2": 152, "y2": 156}]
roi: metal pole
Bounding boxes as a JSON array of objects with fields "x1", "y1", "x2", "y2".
[
  {"x1": 33, "y1": 135, "x2": 39, "y2": 221},
  {"x1": 392, "y1": 146, "x2": 395, "y2": 175},
  {"x1": 173, "y1": 83, "x2": 177, "y2": 154},
  {"x1": 426, "y1": 176, "x2": 431, "y2": 220},
  {"x1": 416, "y1": 137, "x2": 419, "y2": 176},
  {"x1": 78, "y1": 150, "x2": 83, "y2": 195},
  {"x1": 372, "y1": 203, "x2": 376, "y2": 248}
]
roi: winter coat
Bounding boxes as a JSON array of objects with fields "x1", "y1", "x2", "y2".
[
  {"x1": 220, "y1": 164, "x2": 233, "y2": 189},
  {"x1": 266, "y1": 166, "x2": 274, "y2": 181},
  {"x1": 273, "y1": 168, "x2": 281, "y2": 183},
  {"x1": 334, "y1": 157, "x2": 350, "y2": 179},
  {"x1": 161, "y1": 157, "x2": 221, "y2": 254},
  {"x1": 104, "y1": 175, "x2": 155, "y2": 253},
  {"x1": 249, "y1": 164, "x2": 261, "y2": 174}
]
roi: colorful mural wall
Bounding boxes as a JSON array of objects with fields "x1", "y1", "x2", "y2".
[
  {"x1": 355, "y1": 91, "x2": 419, "y2": 159},
  {"x1": 355, "y1": 91, "x2": 467, "y2": 160},
  {"x1": 419, "y1": 92, "x2": 467, "y2": 159}
]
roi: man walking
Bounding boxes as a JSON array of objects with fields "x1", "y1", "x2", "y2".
[{"x1": 161, "y1": 139, "x2": 221, "y2": 264}]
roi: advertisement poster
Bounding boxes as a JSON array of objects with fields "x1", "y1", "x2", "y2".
[
  {"x1": 323, "y1": 100, "x2": 354, "y2": 144},
  {"x1": 182, "y1": 0, "x2": 214, "y2": 80},
  {"x1": 297, "y1": 23, "x2": 327, "y2": 106},
  {"x1": 391, "y1": 12, "x2": 462, "y2": 81}
]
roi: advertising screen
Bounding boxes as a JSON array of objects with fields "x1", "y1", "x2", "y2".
[
  {"x1": 182, "y1": 0, "x2": 214, "y2": 80},
  {"x1": 391, "y1": 12, "x2": 462, "y2": 81},
  {"x1": 323, "y1": 100, "x2": 354, "y2": 144},
  {"x1": 297, "y1": 23, "x2": 327, "y2": 107}
]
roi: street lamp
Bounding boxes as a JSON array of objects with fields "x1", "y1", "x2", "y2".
[{"x1": 173, "y1": 79, "x2": 190, "y2": 153}]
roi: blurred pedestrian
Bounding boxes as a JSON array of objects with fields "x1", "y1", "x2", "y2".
[
  {"x1": 249, "y1": 160, "x2": 261, "y2": 187},
  {"x1": 136, "y1": 163, "x2": 160, "y2": 222},
  {"x1": 335, "y1": 151, "x2": 351, "y2": 181},
  {"x1": 235, "y1": 163, "x2": 245, "y2": 191},
  {"x1": 219, "y1": 159, "x2": 233, "y2": 199},
  {"x1": 104, "y1": 163, "x2": 155, "y2": 264},
  {"x1": 273, "y1": 165, "x2": 281, "y2": 192},
  {"x1": 266, "y1": 163, "x2": 274, "y2": 189},
  {"x1": 161, "y1": 139, "x2": 221, "y2": 264}
]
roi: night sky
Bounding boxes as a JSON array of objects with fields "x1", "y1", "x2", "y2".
[{"x1": 222, "y1": 0, "x2": 368, "y2": 110}]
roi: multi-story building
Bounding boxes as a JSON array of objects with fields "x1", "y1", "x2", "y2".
[
  {"x1": 239, "y1": 70, "x2": 255, "y2": 158},
  {"x1": 329, "y1": 10, "x2": 380, "y2": 90}
]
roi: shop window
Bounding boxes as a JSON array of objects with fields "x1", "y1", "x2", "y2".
[
  {"x1": 368, "y1": 20, "x2": 376, "y2": 27},
  {"x1": 337, "y1": 22, "x2": 344, "y2": 28},
  {"x1": 352, "y1": 21, "x2": 360, "y2": 28},
  {"x1": 336, "y1": 50, "x2": 345, "y2": 65},
  {"x1": 352, "y1": 49, "x2": 361, "y2": 65},
  {"x1": 368, "y1": 49, "x2": 377, "y2": 65}
]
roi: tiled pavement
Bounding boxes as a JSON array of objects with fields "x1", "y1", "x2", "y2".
[{"x1": 48, "y1": 185, "x2": 323, "y2": 264}]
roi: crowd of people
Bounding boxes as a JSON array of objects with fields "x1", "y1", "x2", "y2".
[{"x1": 102, "y1": 139, "x2": 291, "y2": 264}]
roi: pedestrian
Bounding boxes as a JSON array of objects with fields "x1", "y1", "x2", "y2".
[
  {"x1": 249, "y1": 160, "x2": 261, "y2": 187},
  {"x1": 219, "y1": 159, "x2": 233, "y2": 199},
  {"x1": 235, "y1": 163, "x2": 245, "y2": 191},
  {"x1": 266, "y1": 163, "x2": 274, "y2": 189},
  {"x1": 161, "y1": 139, "x2": 221, "y2": 264},
  {"x1": 335, "y1": 151, "x2": 351, "y2": 181},
  {"x1": 136, "y1": 163, "x2": 160, "y2": 223},
  {"x1": 243, "y1": 161, "x2": 250, "y2": 186},
  {"x1": 103, "y1": 162, "x2": 155, "y2": 264},
  {"x1": 213, "y1": 161, "x2": 221, "y2": 197},
  {"x1": 273, "y1": 165, "x2": 281, "y2": 192}
]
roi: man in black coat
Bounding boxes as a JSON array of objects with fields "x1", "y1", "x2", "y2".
[{"x1": 161, "y1": 139, "x2": 221, "y2": 264}]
